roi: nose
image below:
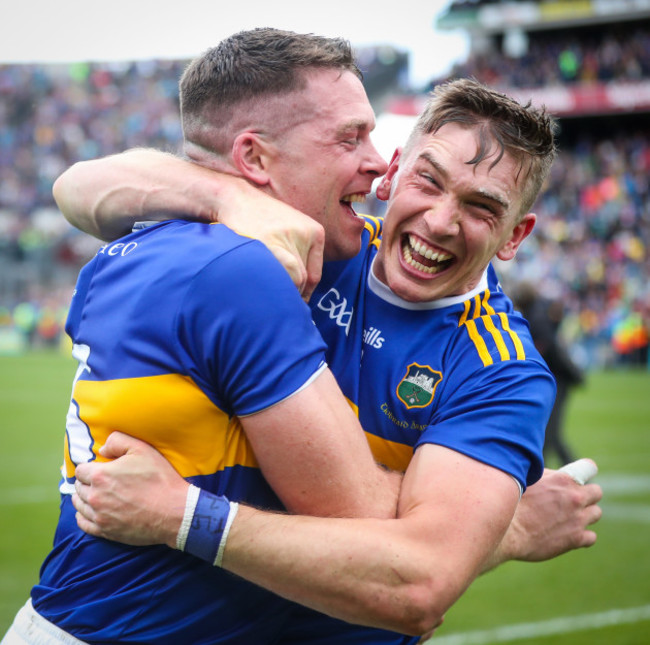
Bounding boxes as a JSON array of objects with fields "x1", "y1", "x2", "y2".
[
  {"x1": 423, "y1": 200, "x2": 461, "y2": 237},
  {"x1": 361, "y1": 140, "x2": 389, "y2": 178}
]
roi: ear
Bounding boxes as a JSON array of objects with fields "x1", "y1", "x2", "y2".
[
  {"x1": 231, "y1": 132, "x2": 273, "y2": 187},
  {"x1": 375, "y1": 148, "x2": 401, "y2": 201},
  {"x1": 496, "y1": 212, "x2": 536, "y2": 261}
]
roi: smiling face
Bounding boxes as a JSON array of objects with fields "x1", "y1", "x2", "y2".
[
  {"x1": 265, "y1": 69, "x2": 388, "y2": 261},
  {"x1": 374, "y1": 123, "x2": 536, "y2": 302}
]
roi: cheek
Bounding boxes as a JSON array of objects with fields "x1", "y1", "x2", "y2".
[
  {"x1": 463, "y1": 225, "x2": 499, "y2": 261},
  {"x1": 382, "y1": 218, "x2": 405, "y2": 251}
]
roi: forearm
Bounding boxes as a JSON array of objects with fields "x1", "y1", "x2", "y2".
[
  {"x1": 222, "y1": 507, "x2": 452, "y2": 636},
  {"x1": 220, "y1": 449, "x2": 517, "y2": 635},
  {"x1": 74, "y1": 440, "x2": 515, "y2": 635},
  {"x1": 54, "y1": 149, "x2": 240, "y2": 241},
  {"x1": 54, "y1": 148, "x2": 324, "y2": 297}
]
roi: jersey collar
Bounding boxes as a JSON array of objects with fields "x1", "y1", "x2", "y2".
[{"x1": 368, "y1": 258, "x2": 490, "y2": 311}]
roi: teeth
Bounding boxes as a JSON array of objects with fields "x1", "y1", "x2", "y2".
[
  {"x1": 402, "y1": 243, "x2": 441, "y2": 274},
  {"x1": 408, "y1": 235, "x2": 452, "y2": 262},
  {"x1": 341, "y1": 193, "x2": 366, "y2": 203},
  {"x1": 402, "y1": 235, "x2": 452, "y2": 274}
]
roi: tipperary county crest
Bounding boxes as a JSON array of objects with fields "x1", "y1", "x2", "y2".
[{"x1": 396, "y1": 363, "x2": 442, "y2": 409}]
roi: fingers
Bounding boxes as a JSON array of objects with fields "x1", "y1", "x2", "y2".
[
  {"x1": 583, "y1": 481, "x2": 603, "y2": 505},
  {"x1": 75, "y1": 450, "x2": 108, "y2": 485},
  {"x1": 575, "y1": 480, "x2": 603, "y2": 548},
  {"x1": 559, "y1": 458, "x2": 598, "y2": 485},
  {"x1": 269, "y1": 224, "x2": 324, "y2": 302},
  {"x1": 72, "y1": 484, "x2": 103, "y2": 537},
  {"x1": 558, "y1": 459, "x2": 603, "y2": 529},
  {"x1": 99, "y1": 430, "x2": 149, "y2": 459},
  {"x1": 75, "y1": 460, "x2": 93, "y2": 484},
  {"x1": 302, "y1": 227, "x2": 324, "y2": 302},
  {"x1": 73, "y1": 478, "x2": 99, "y2": 520},
  {"x1": 74, "y1": 477, "x2": 89, "y2": 504},
  {"x1": 75, "y1": 510, "x2": 102, "y2": 538},
  {"x1": 584, "y1": 497, "x2": 603, "y2": 526},
  {"x1": 271, "y1": 247, "x2": 308, "y2": 295},
  {"x1": 580, "y1": 529, "x2": 598, "y2": 549}
]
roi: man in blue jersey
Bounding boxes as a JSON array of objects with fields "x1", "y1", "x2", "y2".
[
  {"x1": 8, "y1": 33, "x2": 601, "y2": 645},
  {"x1": 2, "y1": 30, "x2": 407, "y2": 645}
]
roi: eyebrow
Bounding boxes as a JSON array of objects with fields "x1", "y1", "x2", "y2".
[
  {"x1": 418, "y1": 151, "x2": 510, "y2": 211},
  {"x1": 335, "y1": 118, "x2": 374, "y2": 137}
]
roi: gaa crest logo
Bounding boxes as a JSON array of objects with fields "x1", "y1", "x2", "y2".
[{"x1": 396, "y1": 363, "x2": 442, "y2": 409}]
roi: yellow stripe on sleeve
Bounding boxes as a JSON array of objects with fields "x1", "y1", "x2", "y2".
[
  {"x1": 482, "y1": 315, "x2": 510, "y2": 361},
  {"x1": 465, "y1": 319, "x2": 493, "y2": 367},
  {"x1": 362, "y1": 215, "x2": 383, "y2": 242},
  {"x1": 482, "y1": 289, "x2": 496, "y2": 316},
  {"x1": 472, "y1": 294, "x2": 482, "y2": 319},
  {"x1": 499, "y1": 312, "x2": 526, "y2": 360},
  {"x1": 458, "y1": 299, "x2": 471, "y2": 326}
]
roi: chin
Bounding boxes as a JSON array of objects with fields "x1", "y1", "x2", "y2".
[
  {"x1": 326, "y1": 239, "x2": 362, "y2": 262},
  {"x1": 386, "y1": 273, "x2": 425, "y2": 302}
]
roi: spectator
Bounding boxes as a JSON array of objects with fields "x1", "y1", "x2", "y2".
[{"x1": 515, "y1": 283, "x2": 585, "y2": 466}]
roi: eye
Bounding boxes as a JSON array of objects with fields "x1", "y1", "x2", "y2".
[
  {"x1": 420, "y1": 173, "x2": 441, "y2": 190},
  {"x1": 473, "y1": 201, "x2": 494, "y2": 213},
  {"x1": 468, "y1": 201, "x2": 498, "y2": 220}
]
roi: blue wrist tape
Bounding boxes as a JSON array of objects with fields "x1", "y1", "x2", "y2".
[{"x1": 180, "y1": 487, "x2": 238, "y2": 566}]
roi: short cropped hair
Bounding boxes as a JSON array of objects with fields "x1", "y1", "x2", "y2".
[
  {"x1": 405, "y1": 78, "x2": 558, "y2": 215},
  {"x1": 180, "y1": 28, "x2": 361, "y2": 154}
]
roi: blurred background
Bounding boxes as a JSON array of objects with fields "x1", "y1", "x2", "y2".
[
  {"x1": 1, "y1": 1, "x2": 650, "y2": 642},
  {"x1": 1, "y1": 0, "x2": 649, "y2": 372}
]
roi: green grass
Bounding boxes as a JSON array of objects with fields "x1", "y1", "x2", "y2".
[
  {"x1": 428, "y1": 368, "x2": 650, "y2": 644},
  {"x1": 1, "y1": 353, "x2": 649, "y2": 642},
  {"x1": 0, "y1": 350, "x2": 75, "y2": 628}
]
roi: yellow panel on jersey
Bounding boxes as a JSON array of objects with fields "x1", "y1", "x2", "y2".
[
  {"x1": 345, "y1": 394, "x2": 412, "y2": 472},
  {"x1": 64, "y1": 374, "x2": 257, "y2": 480},
  {"x1": 364, "y1": 431, "x2": 413, "y2": 473}
]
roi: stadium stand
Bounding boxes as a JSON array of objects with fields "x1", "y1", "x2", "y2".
[
  {"x1": 385, "y1": 0, "x2": 650, "y2": 369},
  {"x1": 0, "y1": 5, "x2": 648, "y2": 367}
]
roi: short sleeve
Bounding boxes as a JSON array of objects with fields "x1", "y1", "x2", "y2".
[
  {"x1": 176, "y1": 239, "x2": 327, "y2": 416},
  {"x1": 416, "y1": 353, "x2": 555, "y2": 490}
]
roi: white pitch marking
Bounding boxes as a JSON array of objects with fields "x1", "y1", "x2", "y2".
[
  {"x1": 600, "y1": 502, "x2": 650, "y2": 524},
  {"x1": 427, "y1": 605, "x2": 650, "y2": 644}
]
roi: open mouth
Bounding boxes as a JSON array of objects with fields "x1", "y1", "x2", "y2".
[
  {"x1": 401, "y1": 234, "x2": 454, "y2": 275},
  {"x1": 341, "y1": 193, "x2": 367, "y2": 215}
]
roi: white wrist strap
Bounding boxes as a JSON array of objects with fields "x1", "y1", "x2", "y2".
[
  {"x1": 175, "y1": 484, "x2": 239, "y2": 567},
  {"x1": 176, "y1": 484, "x2": 200, "y2": 551},
  {"x1": 215, "y1": 502, "x2": 239, "y2": 567}
]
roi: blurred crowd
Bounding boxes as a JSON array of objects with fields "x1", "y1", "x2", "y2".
[
  {"x1": 448, "y1": 24, "x2": 650, "y2": 88},
  {"x1": 432, "y1": 21, "x2": 650, "y2": 369},
  {"x1": 497, "y1": 130, "x2": 650, "y2": 369},
  {"x1": 0, "y1": 27, "x2": 648, "y2": 367},
  {"x1": 0, "y1": 60, "x2": 185, "y2": 354}
]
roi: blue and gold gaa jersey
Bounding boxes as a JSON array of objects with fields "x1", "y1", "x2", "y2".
[
  {"x1": 310, "y1": 215, "x2": 552, "y2": 491},
  {"x1": 32, "y1": 220, "x2": 327, "y2": 643},
  {"x1": 281, "y1": 217, "x2": 555, "y2": 644}
]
